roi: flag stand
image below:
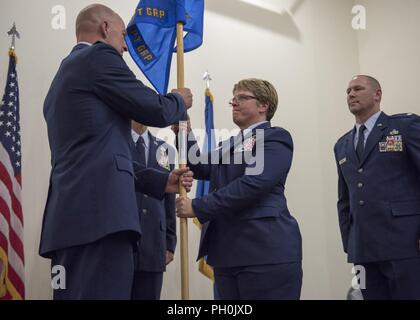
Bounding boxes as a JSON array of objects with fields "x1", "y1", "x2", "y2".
[{"x1": 176, "y1": 21, "x2": 190, "y2": 300}]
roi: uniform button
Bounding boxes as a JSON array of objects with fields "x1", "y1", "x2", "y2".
[
  {"x1": 358, "y1": 168, "x2": 364, "y2": 173},
  {"x1": 359, "y1": 200, "x2": 365, "y2": 206},
  {"x1": 142, "y1": 209, "x2": 148, "y2": 214},
  {"x1": 358, "y1": 183, "x2": 364, "y2": 188}
]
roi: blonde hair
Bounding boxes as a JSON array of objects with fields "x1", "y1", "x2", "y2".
[{"x1": 233, "y1": 78, "x2": 278, "y2": 121}]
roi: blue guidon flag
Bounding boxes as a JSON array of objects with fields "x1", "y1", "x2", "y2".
[
  {"x1": 193, "y1": 87, "x2": 221, "y2": 299},
  {"x1": 126, "y1": 0, "x2": 204, "y2": 94}
]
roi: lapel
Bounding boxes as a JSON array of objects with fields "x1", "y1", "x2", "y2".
[
  {"x1": 129, "y1": 138, "x2": 136, "y2": 161},
  {"x1": 219, "y1": 134, "x2": 238, "y2": 163},
  {"x1": 248, "y1": 121, "x2": 271, "y2": 139},
  {"x1": 346, "y1": 129, "x2": 359, "y2": 166},
  {"x1": 359, "y1": 112, "x2": 389, "y2": 166},
  {"x1": 147, "y1": 131, "x2": 158, "y2": 168}
]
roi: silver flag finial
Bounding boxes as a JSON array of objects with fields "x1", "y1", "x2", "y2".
[
  {"x1": 202, "y1": 70, "x2": 212, "y2": 89},
  {"x1": 7, "y1": 23, "x2": 20, "y2": 50}
]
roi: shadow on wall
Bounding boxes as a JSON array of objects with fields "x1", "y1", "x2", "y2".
[{"x1": 205, "y1": 0, "x2": 305, "y2": 42}]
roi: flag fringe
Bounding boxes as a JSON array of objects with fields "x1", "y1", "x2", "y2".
[
  {"x1": 8, "y1": 48, "x2": 17, "y2": 64},
  {"x1": 0, "y1": 248, "x2": 23, "y2": 300},
  {"x1": 198, "y1": 258, "x2": 214, "y2": 281},
  {"x1": 205, "y1": 87, "x2": 213, "y2": 103}
]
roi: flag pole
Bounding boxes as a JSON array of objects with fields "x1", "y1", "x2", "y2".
[
  {"x1": 176, "y1": 21, "x2": 190, "y2": 300},
  {"x1": 1, "y1": 23, "x2": 23, "y2": 300}
]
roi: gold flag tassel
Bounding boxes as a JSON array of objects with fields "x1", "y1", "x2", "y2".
[{"x1": 8, "y1": 48, "x2": 17, "y2": 63}]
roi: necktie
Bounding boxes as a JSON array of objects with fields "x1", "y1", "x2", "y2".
[
  {"x1": 136, "y1": 136, "x2": 146, "y2": 167},
  {"x1": 356, "y1": 125, "x2": 367, "y2": 161}
]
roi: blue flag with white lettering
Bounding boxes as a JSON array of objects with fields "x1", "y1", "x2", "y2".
[{"x1": 126, "y1": 0, "x2": 204, "y2": 94}]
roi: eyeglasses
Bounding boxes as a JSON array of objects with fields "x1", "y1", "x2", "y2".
[{"x1": 229, "y1": 95, "x2": 258, "y2": 106}]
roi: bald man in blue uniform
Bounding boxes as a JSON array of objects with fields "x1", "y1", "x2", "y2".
[
  {"x1": 334, "y1": 75, "x2": 420, "y2": 300},
  {"x1": 40, "y1": 4, "x2": 193, "y2": 299}
]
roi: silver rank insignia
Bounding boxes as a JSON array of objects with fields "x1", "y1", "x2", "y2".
[
  {"x1": 379, "y1": 135, "x2": 403, "y2": 153},
  {"x1": 389, "y1": 129, "x2": 400, "y2": 135}
]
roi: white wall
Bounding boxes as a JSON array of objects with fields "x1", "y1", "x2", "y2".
[
  {"x1": 0, "y1": 0, "x2": 417, "y2": 300},
  {"x1": 356, "y1": 0, "x2": 420, "y2": 115}
]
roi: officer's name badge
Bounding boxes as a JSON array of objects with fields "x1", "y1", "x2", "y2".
[
  {"x1": 339, "y1": 158, "x2": 347, "y2": 166},
  {"x1": 158, "y1": 146, "x2": 170, "y2": 170},
  {"x1": 379, "y1": 135, "x2": 403, "y2": 153}
]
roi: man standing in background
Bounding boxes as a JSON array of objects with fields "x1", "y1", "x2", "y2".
[
  {"x1": 131, "y1": 122, "x2": 177, "y2": 300},
  {"x1": 334, "y1": 75, "x2": 420, "y2": 299}
]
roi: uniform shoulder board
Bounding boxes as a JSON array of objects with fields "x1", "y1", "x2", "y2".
[
  {"x1": 270, "y1": 125, "x2": 285, "y2": 132},
  {"x1": 337, "y1": 129, "x2": 353, "y2": 142},
  {"x1": 267, "y1": 126, "x2": 288, "y2": 136},
  {"x1": 390, "y1": 112, "x2": 418, "y2": 119}
]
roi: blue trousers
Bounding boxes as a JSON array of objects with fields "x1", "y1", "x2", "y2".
[
  {"x1": 214, "y1": 262, "x2": 302, "y2": 300},
  {"x1": 51, "y1": 231, "x2": 137, "y2": 300},
  {"x1": 359, "y1": 257, "x2": 420, "y2": 300},
  {"x1": 131, "y1": 271, "x2": 163, "y2": 300}
]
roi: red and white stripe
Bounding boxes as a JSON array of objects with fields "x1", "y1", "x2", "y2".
[{"x1": 0, "y1": 143, "x2": 24, "y2": 300}]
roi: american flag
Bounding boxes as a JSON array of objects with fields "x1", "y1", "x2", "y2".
[{"x1": 0, "y1": 49, "x2": 24, "y2": 300}]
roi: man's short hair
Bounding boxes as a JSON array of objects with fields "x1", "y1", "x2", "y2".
[
  {"x1": 233, "y1": 78, "x2": 278, "y2": 121},
  {"x1": 357, "y1": 75, "x2": 382, "y2": 91}
]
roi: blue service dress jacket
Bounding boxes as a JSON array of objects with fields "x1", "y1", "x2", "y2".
[
  {"x1": 134, "y1": 133, "x2": 177, "y2": 272},
  {"x1": 334, "y1": 112, "x2": 420, "y2": 263},
  {"x1": 189, "y1": 122, "x2": 302, "y2": 268},
  {"x1": 40, "y1": 42, "x2": 187, "y2": 258}
]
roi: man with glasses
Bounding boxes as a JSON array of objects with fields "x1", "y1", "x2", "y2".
[
  {"x1": 176, "y1": 79, "x2": 302, "y2": 300},
  {"x1": 334, "y1": 75, "x2": 420, "y2": 299}
]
